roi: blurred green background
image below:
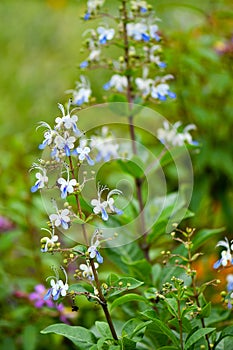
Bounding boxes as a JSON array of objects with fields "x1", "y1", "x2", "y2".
[{"x1": 0, "y1": 0, "x2": 232, "y2": 349}]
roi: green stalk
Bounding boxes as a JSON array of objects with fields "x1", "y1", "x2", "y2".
[
  {"x1": 68, "y1": 156, "x2": 118, "y2": 340},
  {"x1": 121, "y1": 0, "x2": 149, "y2": 260}
]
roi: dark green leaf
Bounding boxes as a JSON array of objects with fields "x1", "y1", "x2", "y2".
[
  {"x1": 110, "y1": 293, "x2": 147, "y2": 311},
  {"x1": 41, "y1": 324, "x2": 97, "y2": 349},
  {"x1": 184, "y1": 328, "x2": 215, "y2": 350},
  {"x1": 192, "y1": 228, "x2": 225, "y2": 250},
  {"x1": 95, "y1": 321, "x2": 112, "y2": 338}
]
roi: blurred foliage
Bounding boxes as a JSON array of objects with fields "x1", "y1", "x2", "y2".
[{"x1": 0, "y1": 0, "x2": 232, "y2": 349}]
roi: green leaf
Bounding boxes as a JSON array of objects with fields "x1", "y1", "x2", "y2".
[
  {"x1": 110, "y1": 293, "x2": 147, "y2": 311},
  {"x1": 95, "y1": 321, "x2": 112, "y2": 339},
  {"x1": 41, "y1": 324, "x2": 97, "y2": 349},
  {"x1": 141, "y1": 311, "x2": 180, "y2": 347},
  {"x1": 68, "y1": 283, "x2": 93, "y2": 294},
  {"x1": 214, "y1": 326, "x2": 233, "y2": 347},
  {"x1": 157, "y1": 347, "x2": 179, "y2": 350},
  {"x1": 117, "y1": 158, "x2": 144, "y2": 178},
  {"x1": 192, "y1": 227, "x2": 225, "y2": 250},
  {"x1": 121, "y1": 337, "x2": 136, "y2": 350},
  {"x1": 72, "y1": 244, "x2": 87, "y2": 254},
  {"x1": 184, "y1": 328, "x2": 215, "y2": 350},
  {"x1": 163, "y1": 298, "x2": 178, "y2": 318},
  {"x1": 121, "y1": 258, "x2": 152, "y2": 284},
  {"x1": 107, "y1": 276, "x2": 144, "y2": 298},
  {"x1": 198, "y1": 302, "x2": 211, "y2": 318},
  {"x1": 122, "y1": 318, "x2": 152, "y2": 341}
]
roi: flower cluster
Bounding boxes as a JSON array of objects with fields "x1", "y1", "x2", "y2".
[
  {"x1": 74, "y1": 1, "x2": 176, "y2": 106},
  {"x1": 31, "y1": 97, "x2": 123, "y2": 304}
]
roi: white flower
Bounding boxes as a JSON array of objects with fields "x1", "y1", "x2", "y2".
[
  {"x1": 157, "y1": 121, "x2": 197, "y2": 147},
  {"x1": 73, "y1": 139, "x2": 94, "y2": 165},
  {"x1": 149, "y1": 24, "x2": 160, "y2": 41},
  {"x1": 55, "y1": 101, "x2": 81, "y2": 136},
  {"x1": 57, "y1": 177, "x2": 77, "y2": 199},
  {"x1": 97, "y1": 26, "x2": 115, "y2": 44},
  {"x1": 135, "y1": 77, "x2": 153, "y2": 97},
  {"x1": 127, "y1": 22, "x2": 149, "y2": 41},
  {"x1": 87, "y1": 229, "x2": 103, "y2": 263},
  {"x1": 40, "y1": 227, "x2": 58, "y2": 252},
  {"x1": 90, "y1": 127, "x2": 119, "y2": 162},
  {"x1": 87, "y1": 0, "x2": 104, "y2": 13},
  {"x1": 54, "y1": 132, "x2": 76, "y2": 156},
  {"x1": 30, "y1": 164, "x2": 48, "y2": 193},
  {"x1": 79, "y1": 262, "x2": 99, "y2": 280},
  {"x1": 131, "y1": 0, "x2": 148, "y2": 12},
  {"x1": 214, "y1": 238, "x2": 233, "y2": 269},
  {"x1": 49, "y1": 209, "x2": 71, "y2": 230},
  {"x1": 151, "y1": 83, "x2": 176, "y2": 101},
  {"x1": 106, "y1": 189, "x2": 123, "y2": 215},
  {"x1": 68, "y1": 76, "x2": 92, "y2": 106},
  {"x1": 91, "y1": 185, "x2": 123, "y2": 221},
  {"x1": 44, "y1": 267, "x2": 69, "y2": 301},
  {"x1": 103, "y1": 74, "x2": 128, "y2": 92},
  {"x1": 37, "y1": 122, "x2": 57, "y2": 150}
]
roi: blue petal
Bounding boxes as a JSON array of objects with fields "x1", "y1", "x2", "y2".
[
  {"x1": 168, "y1": 91, "x2": 176, "y2": 98},
  {"x1": 96, "y1": 251, "x2": 103, "y2": 264},
  {"x1": 53, "y1": 289, "x2": 61, "y2": 301},
  {"x1": 72, "y1": 124, "x2": 82, "y2": 136},
  {"x1": 140, "y1": 7, "x2": 147, "y2": 13},
  {"x1": 86, "y1": 155, "x2": 95, "y2": 166},
  {"x1": 158, "y1": 94, "x2": 166, "y2": 101},
  {"x1": 76, "y1": 97, "x2": 85, "y2": 106},
  {"x1": 101, "y1": 208, "x2": 108, "y2": 221},
  {"x1": 44, "y1": 288, "x2": 52, "y2": 300},
  {"x1": 64, "y1": 145, "x2": 71, "y2": 156},
  {"x1": 213, "y1": 259, "x2": 222, "y2": 269},
  {"x1": 39, "y1": 140, "x2": 48, "y2": 150},
  {"x1": 114, "y1": 206, "x2": 123, "y2": 215},
  {"x1": 31, "y1": 183, "x2": 39, "y2": 193},
  {"x1": 61, "y1": 220, "x2": 69, "y2": 230},
  {"x1": 142, "y1": 33, "x2": 150, "y2": 42},
  {"x1": 103, "y1": 82, "x2": 111, "y2": 91},
  {"x1": 191, "y1": 141, "x2": 199, "y2": 146},
  {"x1": 158, "y1": 62, "x2": 167, "y2": 68},
  {"x1": 80, "y1": 61, "x2": 88, "y2": 68},
  {"x1": 100, "y1": 36, "x2": 107, "y2": 44},
  {"x1": 61, "y1": 187, "x2": 68, "y2": 199},
  {"x1": 51, "y1": 147, "x2": 57, "y2": 157},
  {"x1": 84, "y1": 12, "x2": 90, "y2": 20},
  {"x1": 152, "y1": 33, "x2": 161, "y2": 41}
]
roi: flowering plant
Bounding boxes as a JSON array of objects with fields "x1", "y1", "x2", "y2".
[{"x1": 30, "y1": 0, "x2": 233, "y2": 349}]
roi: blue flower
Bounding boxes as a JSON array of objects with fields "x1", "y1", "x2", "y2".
[{"x1": 80, "y1": 61, "x2": 89, "y2": 68}]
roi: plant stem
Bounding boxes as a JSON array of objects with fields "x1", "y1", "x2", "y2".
[
  {"x1": 121, "y1": 0, "x2": 149, "y2": 260},
  {"x1": 90, "y1": 258, "x2": 118, "y2": 340},
  {"x1": 177, "y1": 298, "x2": 184, "y2": 350},
  {"x1": 187, "y1": 235, "x2": 211, "y2": 350},
  {"x1": 68, "y1": 157, "x2": 118, "y2": 340}
]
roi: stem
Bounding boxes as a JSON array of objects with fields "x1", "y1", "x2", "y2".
[
  {"x1": 187, "y1": 236, "x2": 211, "y2": 350},
  {"x1": 177, "y1": 299, "x2": 184, "y2": 350},
  {"x1": 90, "y1": 259, "x2": 118, "y2": 340},
  {"x1": 121, "y1": 0, "x2": 150, "y2": 260},
  {"x1": 68, "y1": 157, "x2": 118, "y2": 340}
]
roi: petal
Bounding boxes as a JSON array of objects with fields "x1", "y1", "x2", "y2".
[
  {"x1": 96, "y1": 251, "x2": 103, "y2": 264},
  {"x1": 31, "y1": 183, "x2": 39, "y2": 193},
  {"x1": 101, "y1": 207, "x2": 109, "y2": 221},
  {"x1": 213, "y1": 259, "x2": 222, "y2": 269},
  {"x1": 43, "y1": 288, "x2": 52, "y2": 300}
]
